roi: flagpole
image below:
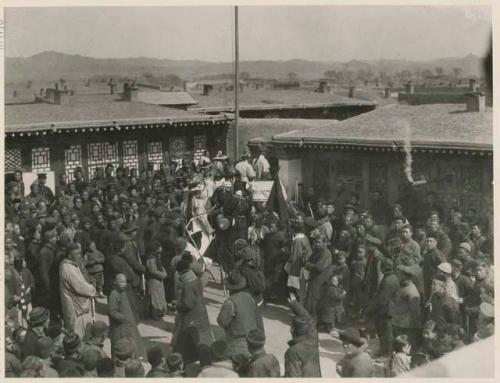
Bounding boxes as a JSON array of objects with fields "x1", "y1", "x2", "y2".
[{"x1": 234, "y1": 6, "x2": 240, "y2": 161}]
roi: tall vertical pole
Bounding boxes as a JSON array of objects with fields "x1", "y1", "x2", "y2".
[{"x1": 234, "y1": 6, "x2": 240, "y2": 161}]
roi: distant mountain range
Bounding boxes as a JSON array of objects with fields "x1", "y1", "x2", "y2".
[{"x1": 5, "y1": 51, "x2": 486, "y2": 84}]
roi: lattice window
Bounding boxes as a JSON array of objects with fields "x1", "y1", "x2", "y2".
[
  {"x1": 123, "y1": 140, "x2": 139, "y2": 171},
  {"x1": 193, "y1": 134, "x2": 207, "y2": 160},
  {"x1": 87, "y1": 142, "x2": 119, "y2": 177},
  {"x1": 5, "y1": 148, "x2": 22, "y2": 172},
  {"x1": 31, "y1": 147, "x2": 51, "y2": 173},
  {"x1": 64, "y1": 145, "x2": 82, "y2": 182},
  {"x1": 147, "y1": 142, "x2": 164, "y2": 171},
  {"x1": 169, "y1": 136, "x2": 187, "y2": 154}
]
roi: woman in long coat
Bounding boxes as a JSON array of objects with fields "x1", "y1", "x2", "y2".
[
  {"x1": 146, "y1": 241, "x2": 168, "y2": 320},
  {"x1": 172, "y1": 260, "x2": 213, "y2": 363},
  {"x1": 304, "y1": 236, "x2": 333, "y2": 319},
  {"x1": 108, "y1": 273, "x2": 145, "y2": 359}
]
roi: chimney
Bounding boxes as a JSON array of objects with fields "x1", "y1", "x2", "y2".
[
  {"x1": 469, "y1": 79, "x2": 478, "y2": 92},
  {"x1": 405, "y1": 81, "x2": 414, "y2": 94},
  {"x1": 384, "y1": 88, "x2": 391, "y2": 98},
  {"x1": 319, "y1": 81, "x2": 328, "y2": 93},
  {"x1": 466, "y1": 92, "x2": 485, "y2": 112},
  {"x1": 125, "y1": 86, "x2": 138, "y2": 102},
  {"x1": 203, "y1": 84, "x2": 214, "y2": 96},
  {"x1": 348, "y1": 85, "x2": 355, "y2": 98}
]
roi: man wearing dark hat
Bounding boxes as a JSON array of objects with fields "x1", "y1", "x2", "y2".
[
  {"x1": 217, "y1": 270, "x2": 258, "y2": 358},
  {"x1": 21, "y1": 306, "x2": 50, "y2": 359},
  {"x1": 172, "y1": 259, "x2": 212, "y2": 364},
  {"x1": 336, "y1": 328, "x2": 373, "y2": 377},
  {"x1": 35, "y1": 173, "x2": 55, "y2": 205},
  {"x1": 246, "y1": 329, "x2": 280, "y2": 377},
  {"x1": 365, "y1": 258, "x2": 399, "y2": 360},
  {"x1": 59, "y1": 243, "x2": 96, "y2": 339},
  {"x1": 73, "y1": 167, "x2": 88, "y2": 195},
  {"x1": 284, "y1": 297, "x2": 321, "y2": 377},
  {"x1": 121, "y1": 221, "x2": 146, "y2": 291},
  {"x1": 104, "y1": 162, "x2": 116, "y2": 187},
  {"x1": 261, "y1": 221, "x2": 289, "y2": 302}
]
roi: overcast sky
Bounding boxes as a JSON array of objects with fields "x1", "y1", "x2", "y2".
[{"x1": 5, "y1": 5, "x2": 491, "y2": 62}]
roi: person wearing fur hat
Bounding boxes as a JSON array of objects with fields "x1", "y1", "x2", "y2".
[
  {"x1": 422, "y1": 235, "x2": 447, "y2": 302},
  {"x1": 59, "y1": 243, "x2": 96, "y2": 339},
  {"x1": 172, "y1": 259, "x2": 213, "y2": 363},
  {"x1": 246, "y1": 329, "x2": 280, "y2": 377},
  {"x1": 54, "y1": 332, "x2": 84, "y2": 377},
  {"x1": 217, "y1": 270, "x2": 258, "y2": 358},
  {"x1": 336, "y1": 327, "x2": 374, "y2": 377}
]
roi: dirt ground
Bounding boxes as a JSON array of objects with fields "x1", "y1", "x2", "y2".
[{"x1": 94, "y1": 264, "x2": 385, "y2": 377}]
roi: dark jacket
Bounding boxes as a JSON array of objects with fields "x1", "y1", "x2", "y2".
[
  {"x1": 108, "y1": 286, "x2": 145, "y2": 358},
  {"x1": 238, "y1": 263, "x2": 266, "y2": 303},
  {"x1": 173, "y1": 270, "x2": 212, "y2": 353},
  {"x1": 86, "y1": 250, "x2": 105, "y2": 274},
  {"x1": 217, "y1": 290, "x2": 257, "y2": 338},
  {"x1": 284, "y1": 335, "x2": 321, "y2": 377},
  {"x1": 34, "y1": 242, "x2": 60, "y2": 310},
  {"x1": 247, "y1": 350, "x2": 281, "y2": 377},
  {"x1": 367, "y1": 271, "x2": 400, "y2": 319}
]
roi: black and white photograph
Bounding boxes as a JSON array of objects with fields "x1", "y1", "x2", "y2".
[{"x1": 2, "y1": 3, "x2": 495, "y2": 378}]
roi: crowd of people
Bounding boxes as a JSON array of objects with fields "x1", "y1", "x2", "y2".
[{"x1": 4, "y1": 147, "x2": 495, "y2": 377}]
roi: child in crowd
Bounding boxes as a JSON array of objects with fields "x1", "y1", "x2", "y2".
[
  {"x1": 85, "y1": 241, "x2": 105, "y2": 297},
  {"x1": 385, "y1": 335, "x2": 412, "y2": 377},
  {"x1": 350, "y1": 245, "x2": 367, "y2": 318},
  {"x1": 319, "y1": 275, "x2": 346, "y2": 337}
]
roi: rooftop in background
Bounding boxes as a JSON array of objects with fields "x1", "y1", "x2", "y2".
[
  {"x1": 259, "y1": 103, "x2": 492, "y2": 150},
  {"x1": 188, "y1": 87, "x2": 376, "y2": 111},
  {"x1": 136, "y1": 90, "x2": 198, "y2": 107},
  {"x1": 5, "y1": 93, "x2": 227, "y2": 133}
]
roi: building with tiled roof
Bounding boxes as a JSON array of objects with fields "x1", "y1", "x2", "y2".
[
  {"x1": 189, "y1": 88, "x2": 376, "y2": 120},
  {"x1": 248, "y1": 94, "x2": 492, "y2": 224},
  {"x1": 5, "y1": 89, "x2": 231, "y2": 180}
]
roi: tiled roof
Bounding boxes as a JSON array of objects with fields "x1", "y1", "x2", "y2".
[
  {"x1": 189, "y1": 88, "x2": 375, "y2": 111},
  {"x1": 5, "y1": 96, "x2": 229, "y2": 133},
  {"x1": 137, "y1": 91, "x2": 198, "y2": 106},
  {"x1": 251, "y1": 103, "x2": 492, "y2": 150}
]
